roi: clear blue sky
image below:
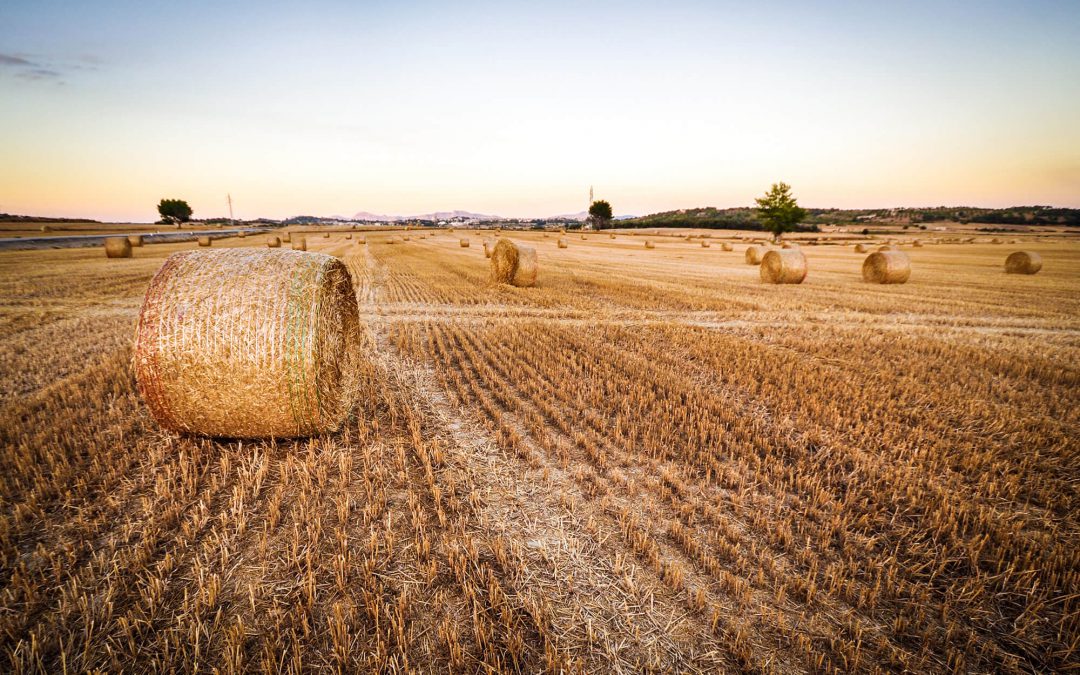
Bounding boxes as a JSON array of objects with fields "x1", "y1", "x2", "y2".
[{"x1": 2, "y1": 0, "x2": 1078, "y2": 221}]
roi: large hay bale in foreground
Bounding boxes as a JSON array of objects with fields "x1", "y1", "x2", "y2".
[
  {"x1": 105, "y1": 237, "x2": 132, "y2": 258},
  {"x1": 267, "y1": 236, "x2": 281, "y2": 248},
  {"x1": 557, "y1": 238, "x2": 568, "y2": 249},
  {"x1": 293, "y1": 236, "x2": 307, "y2": 251},
  {"x1": 862, "y1": 250, "x2": 911, "y2": 284},
  {"x1": 720, "y1": 242, "x2": 733, "y2": 251},
  {"x1": 1005, "y1": 251, "x2": 1042, "y2": 275},
  {"x1": 854, "y1": 243, "x2": 868, "y2": 253},
  {"x1": 490, "y1": 239, "x2": 537, "y2": 287},
  {"x1": 459, "y1": 238, "x2": 470, "y2": 248},
  {"x1": 745, "y1": 245, "x2": 765, "y2": 265},
  {"x1": 128, "y1": 235, "x2": 144, "y2": 247},
  {"x1": 198, "y1": 236, "x2": 212, "y2": 247},
  {"x1": 133, "y1": 249, "x2": 361, "y2": 438},
  {"x1": 760, "y1": 249, "x2": 807, "y2": 284}
]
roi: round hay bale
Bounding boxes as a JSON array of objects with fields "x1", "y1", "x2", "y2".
[
  {"x1": 490, "y1": 239, "x2": 537, "y2": 287},
  {"x1": 557, "y1": 238, "x2": 568, "y2": 249},
  {"x1": 104, "y1": 237, "x2": 132, "y2": 258},
  {"x1": 128, "y1": 235, "x2": 144, "y2": 247},
  {"x1": 581, "y1": 234, "x2": 588, "y2": 240},
  {"x1": 760, "y1": 249, "x2": 807, "y2": 284},
  {"x1": 238, "y1": 231, "x2": 247, "y2": 239},
  {"x1": 459, "y1": 238, "x2": 470, "y2": 248},
  {"x1": 644, "y1": 240, "x2": 655, "y2": 249},
  {"x1": 720, "y1": 242, "x2": 733, "y2": 251},
  {"x1": 781, "y1": 242, "x2": 799, "y2": 250},
  {"x1": 133, "y1": 249, "x2": 360, "y2": 438},
  {"x1": 878, "y1": 244, "x2": 898, "y2": 252},
  {"x1": 282, "y1": 233, "x2": 291, "y2": 243},
  {"x1": 293, "y1": 236, "x2": 307, "y2": 251},
  {"x1": 345, "y1": 233, "x2": 352, "y2": 240},
  {"x1": 912, "y1": 239, "x2": 922, "y2": 247},
  {"x1": 323, "y1": 232, "x2": 330, "y2": 239},
  {"x1": 267, "y1": 236, "x2": 281, "y2": 248},
  {"x1": 854, "y1": 243, "x2": 868, "y2": 253},
  {"x1": 483, "y1": 242, "x2": 492, "y2": 258},
  {"x1": 701, "y1": 240, "x2": 711, "y2": 248},
  {"x1": 1005, "y1": 251, "x2": 1042, "y2": 275},
  {"x1": 40, "y1": 225, "x2": 52, "y2": 232},
  {"x1": 198, "y1": 236, "x2": 212, "y2": 247},
  {"x1": 609, "y1": 233, "x2": 616, "y2": 239},
  {"x1": 403, "y1": 235, "x2": 411, "y2": 241},
  {"x1": 862, "y1": 250, "x2": 911, "y2": 284},
  {"x1": 745, "y1": 245, "x2": 765, "y2": 265},
  {"x1": 358, "y1": 237, "x2": 367, "y2": 245},
  {"x1": 990, "y1": 238, "x2": 1002, "y2": 244}
]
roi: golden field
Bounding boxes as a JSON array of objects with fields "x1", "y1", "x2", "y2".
[{"x1": 1, "y1": 229, "x2": 1078, "y2": 673}]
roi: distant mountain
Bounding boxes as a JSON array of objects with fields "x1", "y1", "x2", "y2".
[{"x1": 351, "y1": 210, "x2": 502, "y2": 222}]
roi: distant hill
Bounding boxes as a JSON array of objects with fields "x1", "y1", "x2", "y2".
[
  {"x1": 352, "y1": 210, "x2": 502, "y2": 222},
  {"x1": 0, "y1": 213, "x2": 99, "y2": 223}
]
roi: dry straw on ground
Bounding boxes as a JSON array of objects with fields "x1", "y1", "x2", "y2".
[
  {"x1": 104, "y1": 237, "x2": 132, "y2": 259},
  {"x1": 293, "y1": 237, "x2": 307, "y2": 251},
  {"x1": 1005, "y1": 251, "x2": 1043, "y2": 275},
  {"x1": 745, "y1": 245, "x2": 765, "y2": 265},
  {"x1": 267, "y1": 236, "x2": 281, "y2": 248},
  {"x1": 460, "y1": 239, "x2": 470, "y2": 248},
  {"x1": 760, "y1": 249, "x2": 808, "y2": 284},
  {"x1": 863, "y1": 250, "x2": 912, "y2": 284},
  {"x1": 198, "y1": 236, "x2": 212, "y2": 247},
  {"x1": 127, "y1": 235, "x2": 144, "y2": 247},
  {"x1": 490, "y1": 239, "x2": 537, "y2": 287},
  {"x1": 557, "y1": 239, "x2": 568, "y2": 249},
  {"x1": 133, "y1": 248, "x2": 361, "y2": 438}
]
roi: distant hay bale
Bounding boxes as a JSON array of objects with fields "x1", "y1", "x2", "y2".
[
  {"x1": 282, "y1": 232, "x2": 291, "y2": 243},
  {"x1": 198, "y1": 236, "x2": 212, "y2": 247},
  {"x1": 133, "y1": 249, "x2": 360, "y2": 438},
  {"x1": 459, "y1": 238, "x2": 470, "y2": 248},
  {"x1": 781, "y1": 242, "x2": 799, "y2": 250},
  {"x1": 267, "y1": 236, "x2": 281, "y2": 248},
  {"x1": 483, "y1": 242, "x2": 492, "y2": 258},
  {"x1": 358, "y1": 237, "x2": 366, "y2": 244},
  {"x1": 854, "y1": 243, "x2": 868, "y2": 253},
  {"x1": 990, "y1": 238, "x2": 1002, "y2": 244},
  {"x1": 862, "y1": 250, "x2": 911, "y2": 284},
  {"x1": 345, "y1": 233, "x2": 352, "y2": 239},
  {"x1": 238, "y1": 231, "x2": 246, "y2": 239},
  {"x1": 323, "y1": 232, "x2": 330, "y2": 238},
  {"x1": 128, "y1": 235, "x2": 144, "y2": 247},
  {"x1": 581, "y1": 234, "x2": 588, "y2": 240},
  {"x1": 645, "y1": 240, "x2": 655, "y2": 249},
  {"x1": 720, "y1": 242, "x2": 733, "y2": 251},
  {"x1": 403, "y1": 235, "x2": 411, "y2": 241},
  {"x1": 760, "y1": 249, "x2": 807, "y2": 284},
  {"x1": 557, "y1": 238, "x2": 568, "y2": 249},
  {"x1": 292, "y1": 236, "x2": 307, "y2": 251},
  {"x1": 878, "y1": 244, "x2": 898, "y2": 252},
  {"x1": 745, "y1": 245, "x2": 765, "y2": 265},
  {"x1": 1005, "y1": 251, "x2": 1042, "y2": 275},
  {"x1": 490, "y1": 239, "x2": 537, "y2": 287},
  {"x1": 609, "y1": 233, "x2": 616, "y2": 239},
  {"x1": 912, "y1": 239, "x2": 923, "y2": 247},
  {"x1": 40, "y1": 225, "x2": 52, "y2": 232},
  {"x1": 104, "y1": 237, "x2": 132, "y2": 258},
  {"x1": 701, "y1": 240, "x2": 711, "y2": 248}
]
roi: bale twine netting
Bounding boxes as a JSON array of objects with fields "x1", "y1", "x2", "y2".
[
  {"x1": 745, "y1": 245, "x2": 765, "y2": 265},
  {"x1": 105, "y1": 237, "x2": 133, "y2": 259},
  {"x1": 862, "y1": 250, "x2": 911, "y2": 284},
  {"x1": 490, "y1": 239, "x2": 537, "y2": 287},
  {"x1": 1005, "y1": 251, "x2": 1042, "y2": 275},
  {"x1": 133, "y1": 249, "x2": 362, "y2": 438},
  {"x1": 267, "y1": 236, "x2": 281, "y2": 248},
  {"x1": 198, "y1": 236, "x2": 212, "y2": 247},
  {"x1": 760, "y1": 249, "x2": 807, "y2": 284},
  {"x1": 128, "y1": 235, "x2": 144, "y2": 247},
  {"x1": 293, "y1": 237, "x2": 307, "y2": 251}
]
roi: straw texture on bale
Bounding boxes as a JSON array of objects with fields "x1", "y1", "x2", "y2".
[
  {"x1": 645, "y1": 240, "x2": 655, "y2": 249},
  {"x1": 198, "y1": 236, "x2": 212, "y2": 247},
  {"x1": 267, "y1": 236, "x2": 281, "y2": 248},
  {"x1": 128, "y1": 235, "x2": 144, "y2": 247},
  {"x1": 490, "y1": 239, "x2": 537, "y2": 287},
  {"x1": 557, "y1": 238, "x2": 568, "y2": 249},
  {"x1": 105, "y1": 237, "x2": 132, "y2": 258},
  {"x1": 745, "y1": 245, "x2": 765, "y2": 265},
  {"x1": 720, "y1": 242, "x2": 733, "y2": 251},
  {"x1": 459, "y1": 239, "x2": 470, "y2": 248},
  {"x1": 1004, "y1": 251, "x2": 1042, "y2": 275},
  {"x1": 760, "y1": 249, "x2": 808, "y2": 284},
  {"x1": 293, "y1": 237, "x2": 307, "y2": 251},
  {"x1": 862, "y1": 250, "x2": 911, "y2": 284},
  {"x1": 133, "y1": 249, "x2": 361, "y2": 438},
  {"x1": 854, "y1": 243, "x2": 868, "y2": 253}
]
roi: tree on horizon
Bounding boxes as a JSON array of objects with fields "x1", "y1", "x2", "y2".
[
  {"x1": 588, "y1": 200, "x2": 613, "y2": 230},
  {"x1": 755, "y1": 183, "x2": 806, "y2": 242},
  {"x1": 158, "y1": 198, "x2": 193, "y2": 225}
]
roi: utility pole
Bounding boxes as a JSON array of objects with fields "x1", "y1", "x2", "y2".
[{"x1": 227, "y1": 194, "x2": 234, "y2": 227}]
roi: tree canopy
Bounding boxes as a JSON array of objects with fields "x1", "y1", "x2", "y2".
[
  {"x1": 588, "y1": 200, "x2": 613, "y2": 229},
  {"x1": 754, "y1": 183, "x2": 806, "y2": 241},
  {"x1": 158, "y1": 199, "x2": 193, "y2": 224}
]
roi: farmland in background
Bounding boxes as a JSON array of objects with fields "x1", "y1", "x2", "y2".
[{"x1": 1, "y1": 229, "x2": 1077, "y2": 673}]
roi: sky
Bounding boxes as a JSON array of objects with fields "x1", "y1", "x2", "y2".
[{"x1": 1, "y1": 0, "x2": 1078, "y2": 222}]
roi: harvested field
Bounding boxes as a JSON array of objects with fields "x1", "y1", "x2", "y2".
[{"x1": 1, "y1": 229, "x2": 1078, "y2": 673}]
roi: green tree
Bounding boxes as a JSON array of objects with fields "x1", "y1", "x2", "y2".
[
  {"x1": 754, "y1": 183, "x2": 806, "y2": 242},
  {"x1": 588, "y1": 200, "x2": 613, "y2": 229},
  {"x1": 158, "y1": 198, "x2": 193, "y2": 224}
]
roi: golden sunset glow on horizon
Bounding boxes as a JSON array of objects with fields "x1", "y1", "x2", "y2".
[{"x1": 2, "y1": 1, "x2": 1078, "y2": 221}]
